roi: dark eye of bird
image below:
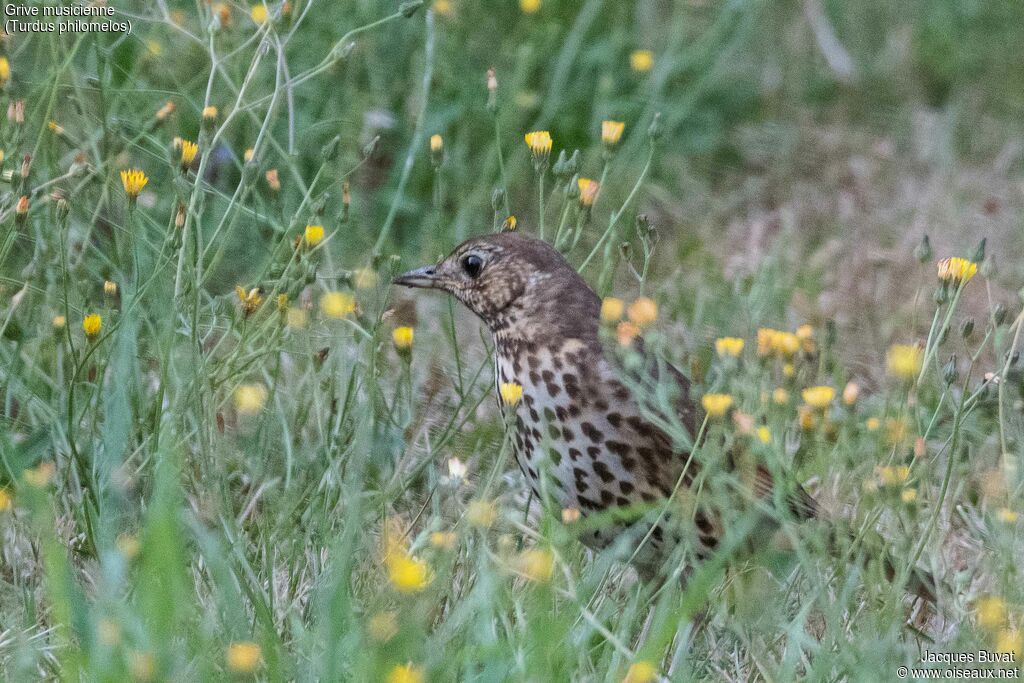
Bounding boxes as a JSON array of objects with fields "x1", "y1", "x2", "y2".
[{"x1": 461, "y1": 254, "x2": 483, "y2": 278}]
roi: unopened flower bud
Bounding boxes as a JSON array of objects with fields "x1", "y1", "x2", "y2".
[
  {"x1": 970, "y1": 237, "x2": 986, "y2": 265},
  {"x1": 486, "y1": 67, "x2": 498, "y2": 113},
  {"x1": 914, "y1": 234, "x2": 932, "y2": 263},
  {"x1": 943, "y1": 355, "x2": 958, "y2": 386},
  {"x1": 647, "y1": 112, "x2": 663, "y2": 140},
  {"x1": 491, "y1": 187, "x2": 505, "y2": 212},
  {"x1": 399, "y1": 0, "x2": 424, "y2": 18},
  {"x1": 362, "y1": 135, "x2": 380, "y2": 159},
  {"x1": 961, "y1": 318, "x2": 974, "y2": 339},
  {"x1": 981, "y1": 255, "x2": 997, "y2": 279},
  {"x1": 994, "y1": 304, "x2": 1008, "y2": 326},
  {"x1": 934, "y1": 284, "x2": 948, "y2": 306},
  {"x1": 321, "y1": 135, "x2": 341, "y2": 162}
]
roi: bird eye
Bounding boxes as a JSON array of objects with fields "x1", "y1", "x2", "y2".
[{"x1": 461, "y1": 254, "x2": 483, "y2": 278}]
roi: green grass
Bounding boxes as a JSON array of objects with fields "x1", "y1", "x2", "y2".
[{"x1": 1, "y1": 0, "x2": 1023, "y2": 680}]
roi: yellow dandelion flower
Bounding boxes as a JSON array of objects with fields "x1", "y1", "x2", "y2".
[
  {"x1": 515, "y1": 548, "x2": 554, "y2": 582},
  {"x1": 630, "y1": 49, "x2": 654, "y2": 73},
  {"x1": 842, "y1": 381, "x2": 860, "y2": 405},
  {"x1": 429, "y1": 134, "x2": 443, "y2": 153},
  {"x1": 304, "y1": 224, "x2": 324, "y2": 246},
  {"x1": 180, "y1": 139, "x2": 198, "y2": 167},
  {"x1": 996, "y1": 508, "x2": 1018, "y2": 524},
  {"x1": 386, "y1": 549, "x2": 431, "y2": 593},
  {"x1": 387, "y1": 664, "x2": 425, "y2": 683},
  {"x1": 120, "y1": 169, "x2": 148, "y2": 197},
  {"x1": 24, "y1": 462, "x2": 55, "y2": 488},
  {"x1": 937, "y1": 256, "x2": 977, "y2": 285},
  {"x1": 320, "y1": 291, "x2": 356, "y2": 319},
  {"x1": 226, "y1": 641, "x2": 262, "y2": 673},
  {"x1": 499, "y1": 382, "x2": 523, "y2": 407},
  {"x1": 429, "y1": 531, "x2": 457, "y2": 550},
  {"x1": 577, "y1": 177, "x2": 600, "y2": 207},
  {"x1": 265, "y1": 168, "x2": 280, "y2": 191},
  {"x1": 0, "y1": 57, "x2": 10, "y2": 85},
  {"x1": 622, "y1": 660, "x2": 658, "y2": 683},
  {"x1": 433, "y1": 0, "x2": 454, "y2": 17},
  {"x1": 996, "y1": 629, "x2": 1023, "y2": 658},
  {"x1": 502, "y1": 215, "x2": 518, "y2": 232},
  {"x1": 701, "y1": 393, "x2": 733, "y2": 418},
  {"x1": 104, "y1": 280, "x2": 118, "y2": 296},
  {"x1": 755, "y1": 426, "x2": 771, "y2": 444},
  {"x1": 782, "y1": 362, "x2": 795, "y2": 378},
  {"x1": 865, "y1": 416, "x2": 880, "y2": 431},
  {"x1": 772, "y1": 388, "x2": 789, "y2": 405},
  {"x1": 466, "y1": 499, "x2": 497, "y2": 528},
  {"x1": 246, "y1": 4, "x2": 266, "y2": 23},
  {"x1": 524, "y1": 130, "x2": 553, "y2": 160},
  {"x1": 801, "y1": 386, "x2": 834, "y2": 410},
  {"x1": 617, "y1": 321, "x2": 639, "y2": 347},
  {"x1": 561, "y1": 507, "x2": 581, "y2": 523},
  {"x1": 52, "y1": 315, "x2": 66, "y2": 330},
  {"x1": 876, "y1": 465, "x2": 911, "y2": 487},
  {"x1": 519, "y1": 0, "x2": 540, "y2": 13},
  {"x1": 234, "y1": 383, "x2": 267, "y2": 414},
  {"x1": 243, "y1": 148, "x2": 255, "y2": 163},
  {"x1": 601, "y1": 120, "x2": 625, "y2": 147},
  {"x1": 0, "y1": 488, "x2": 12, "y2": 512},
  {"x1": 886, "y1": 344, "x2": 922, "y2": 380},
  {"x1": 600, "y1": 297, "x2": 624, "y2": 323},
  {"x1": 976, "y1": 596, "x2": 1008, "y2": 629},
  {"x1": 798, "y1": 405, "x2": 815, "y2": 430},
  {"x1": 393, "y1": 326, "x2": 414, "y2": 350},
  {"x1": 117, "y1": 533, "x2": 141, "y2": 560},
  {"x1": 83, "y1": 314, "x2": 102, "y2": 339},
  {"x1": 627, "y1": 297, "x2": 657, "y2": 326},
  {"x1": 202, "y1": 105, "x2": 218, "y2": 122},
  {"x1": 235, "y1": 286, "x2": 264, "y2": 316},
  {"x1": 48, "y1": 120, "x2": 64, "y2": 135},
  {"x1": 900, "y1": 488, "x2": 917, "y2": 503},
  {"x1": 368, "y1": 611, "x2": 399, "y2": 642},
  {"x1": 715, "y1": 336, "x2": 744, "y2": 358}
]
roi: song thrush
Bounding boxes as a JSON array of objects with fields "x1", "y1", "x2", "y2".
[{"x1": 395, "y1": 232, "x2": 935, "y2": 597}]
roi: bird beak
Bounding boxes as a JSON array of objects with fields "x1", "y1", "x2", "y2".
[{"x1": 393, "y1": 265, "x2": 441, "y2": 289}]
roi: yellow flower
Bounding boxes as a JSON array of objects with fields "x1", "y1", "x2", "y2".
[
  {"x1": 234, "y1": 383, "x2": 267, "y2": 414},
  {"x1": 502, "y1": 215, "x2": 518, "y2": 232},
  {"x1": 616, "y1": 321, "x2": 639, "y2": 347},
  {"x1": 600, "y1": 297, "x2": 624, "y2": 323},
  {"x1": 996, "y1": 508, "x2": 1018, "y2": 524},
  {"x1": 235, "y1": 286, "x2": 264, "y2": 316},
  {"x1": 627, "y1": 297, "x2": 657, "y2": 327},
  {"x1": 202, "y1": 105, "x2": 218, "y2": 122},
  {"x1": 515, "y1": 548, "x2": 554, "y2": 582},
  {"x1": 432, "y1": 0, "x2": 454, "y2": 17},
  {"x1": 757, "y1": 328, "x2": 799, "y2": 357},
  {"x1": 715, "y1": 337, "x2": 745, "y2": 358},
  {"x1": 937, "y1": 256, "x2": 977, "y2": 285},
  {"x1": 180, "y1": 139, "x2": 198, "y2": 167},
  {"x1": 755, "y1": 426, "x2": 771, "y2": 444},
  {"x1": 630, "y1": 49, "x2": 654, "y2": 73},
  {"x1": 519, "y1": 0, "x2": 540, "y2": 13},
  {"x1": 801, "y1": 386, "x2": 834, "y2": 410},
  {"x1": 561, "y1": 507, "x2": 581, "y2": 523},
  {"x1": 601, "y1": 120, "x2": 625, "y2": 147},
  {"x1": 701, "y1": 393, "x2": 733, "y2": 418},
  {"x1": 429, "y1": 531, "x2": 457, "y2": 550},
  {"x1": 0, "y1": 488, "x2": 12, "y2": 512},
  {"x1": 385, "y1": 547, "x2": 431, "y2": 593},
  {"x1": 622, "y1": 660, "x2": 657, "y2": 683},
  {"x1": 276, "y1": 293, "x2": 289, "y2": 312},
  {"x1": 392, "y1": 326, "x2": 414, "y2": 350},
  {"x1": 996, "y1": 629, "x2": 1023, "y2": 658},
  {"x1": 83, "y1": 314, "x2": 103, "y2": 339},
  {"x1": 155, "y1": 100, "x2": 175, "y2": 121},
  {"x1": 243, "y1": 148, "x2": 255, "y2": 163},
  {"x1": 900, "y1": 488, "x2": 917, "y2": 503},
  {"x1": 577, "y1": 177, "x2": 600, "y2": 207},
  {"x1": 48, "y1": 120, "x2": 64, "y2": 135},
  {"x1": 842, "y1": 381, "x2": 859, "y2": 406},
  {"x1": 865, "y1": 417, "x2": 880, "y2": 431},
  {"x1": 0, "y1": 57, "x2": 10, "y2": 85},
  {"x1": 387, "y1": 664, "x2": 425, "y2": 683},
  {"x1": 976, "y1": 596, "x2": 1008, "y2": 629},
  {"x1": 798, "y1": 405, "x2": 815, "y2": 431},
  {"x1": 52, "y1": 315, "x2": 66, "y2": 330},
  {"x1": 226, "y1": 641, "x2": 263, "y2": 673},
  {"x1": 782, "y1": 362, "x2": 795, "y2": 378},
  {"x1": 886, "y1": 344, "x2": 922, "y2": 380},
  {"x1": 876, "y1": 465, "x2": 911, "y2": 487},
  {"x1": 772, "y1": 388, "x2": 789, "y2": 405},
  {"x1": 499, "y1": 382, "x2": 523, "y2": 407},
  {"x1": 120, "y1": 169, "x2": 148, "y2": 197},
  {"x1": 117, "y1": 533, "x2": 141, "y2": 560},
  {"x1": 265, "y1": 168, "x2": 280, "y2": 191},
  {"x1": 429, "y1": 134, "x2": 443, "y2": 153},
  {"x1": 524, "y1": 130, "x2": 553, "y2": 160},
  {"x1": 368, "y1": 611, "x2": 399, "y2": 641},
  {"x1": 104, "y1": 280, "x2": 118, "y2": 296},
  {"x1": 466, "y1": 499, "x2": 497, "y2": 528},
  {"x1": 304, "y1": 224, "x2": 324, "y2": 246},
  {"x1": 24, "y1": 462, "x2": 55, "y2": 488},
  {"x1": 320, "y1": 291, "x2": 356, "y2": 319}
]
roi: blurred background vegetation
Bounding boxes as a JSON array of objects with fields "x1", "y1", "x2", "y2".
[{"x1": 1, "y1": 0, "x2": 1023, "y2": 680}]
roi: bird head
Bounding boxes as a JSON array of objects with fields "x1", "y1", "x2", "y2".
[{"x1": 393, "y1": 232, "x2": 599, "y2": 335}]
